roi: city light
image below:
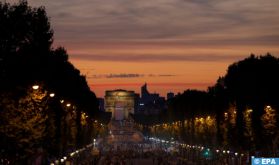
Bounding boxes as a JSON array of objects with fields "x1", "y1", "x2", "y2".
[
  {"x1": 247, "y1": 109, "x2": 253, "y2": 113},
  {"x1": 66, "y1": 103, "x2": 71, "y2": 107},
  {"x1": 32, "y1": 85, "x2": 39, "y2": 90},
  {"x1": 266, "y1": 105, "x2": 271, "y2": 109},
  {"x1": 49, "y1": 93, "x2": 55, "y2": 97}
]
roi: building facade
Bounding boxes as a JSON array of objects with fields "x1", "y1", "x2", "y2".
[
  {"x1": 105, "y1": 89, "x2": 135, "y2": 120},
  {"x1": 137, "y1": 83, "x2": 166, "y2": 114}
]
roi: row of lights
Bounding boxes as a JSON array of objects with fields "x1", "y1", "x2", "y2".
[
  {"x1": 50, "y1": 140, "x2": 96, "y2": 165},
  {"x1": 33, "y1": 84, "x2": 92, "y2": 118},
  {"x1": 149, "y1": 116, "x2": 213, "y2": 128},
  {"x1": 33, "y1": 85, "x2": 55, "y2": 97},
  {"x1": 148, "y1": 105, "x2": 272, "y2": 128},
  {"x1": 148, "y1": 137, "x2": 245, "y2": 157},
  {"x1": 33, "y1": 85, "x2": 104, "y2": 163},
  {"x1": 33, "y1": 85, "x2": 90, "y2": 164}
]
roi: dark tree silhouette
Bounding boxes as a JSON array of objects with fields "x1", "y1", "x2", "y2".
[
  {"x1": 224, "y1": 53, "x2": 279, "y2": 151},
  {"x1": 0, "y1": 1, "x2": 99, "y2": 162},
  {"x1": 137, "y1": 53, "x2": 279, "y2": 154},
  {"x1": 0, "y1": 1, "x2": 98, "y2": 115}
]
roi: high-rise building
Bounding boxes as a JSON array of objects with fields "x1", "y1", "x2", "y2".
[
  {"x1": 141, "y1": 83, "x2": 150, "y2": 98},
  {"x1": 137, "y1": 83, "x2": 166, "y2": 114}
]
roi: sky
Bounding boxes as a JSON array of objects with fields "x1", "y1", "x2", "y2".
[{"x1": 7, "y1": 0, "x2": 279, "y2": 97}]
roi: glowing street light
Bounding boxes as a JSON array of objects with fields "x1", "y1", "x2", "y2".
[
  {"x1": 247, "y1": 109, "x2": 253, "y2": 113},
  {"x1": 60, "y1": 100, "x2": 64, "y2": 103},
  {"x1": 266, "y1": 105, "x2": 271, "y2": 109},
  {"x1": 49, "y1": 93, "x2": 55, "y2": 97},
  {"x1": 32, "y1": 85, "x2": 39, "y2": 90},
  {"x1": 66, "y1": 103, "x2": 71, "y2": 107}
]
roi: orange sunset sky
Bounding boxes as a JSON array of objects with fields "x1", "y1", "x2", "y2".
[{"x1": 8, "y1": 0, "x2": 279, "y2": 97}]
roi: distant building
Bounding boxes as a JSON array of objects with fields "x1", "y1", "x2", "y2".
[
  {"x1": 105, "y1": 89, "x2": 135, "y2": 120},
  {"x1": 134, "y1": 93, "x2": 140, "y2": 114},
  {"x1": 98, "y1": 98, "x2": 105, "y2": 111},
  {"x1": 167, "y1": 92, "x2": 175, "y2": 100},
  {"x1": 136, "y1": 83, "x2": 166, "y2": 115}
]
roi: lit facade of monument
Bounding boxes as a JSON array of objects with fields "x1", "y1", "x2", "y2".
[{"x1": 105, "y1": 89, "x2": 135, "y2": 120}]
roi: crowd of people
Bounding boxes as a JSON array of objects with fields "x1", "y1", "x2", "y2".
[{"x1": 94, "y1": 142, "x2": 192, "y2": 165}]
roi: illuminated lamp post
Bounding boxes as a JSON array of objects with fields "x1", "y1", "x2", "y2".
[
  {"x1": 49, "y1": 93, "x2": 55, "y2": 97},
  {"x1": 32, "y1": 85, "x2": 39, "y2": 90}
]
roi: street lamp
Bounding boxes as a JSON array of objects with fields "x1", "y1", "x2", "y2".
[
  {"x1": 66, "y1": 103, "x2": 71, "y2": 107},
  {"x1": 247, "y1": 109, "x2": 253, "y2": 113},
  {"x1": 32, "y1": 85, "x2": 39, "y2": 90},
  {"x1": 49, "y1": 93, "x2": 55, "y2": 97}
]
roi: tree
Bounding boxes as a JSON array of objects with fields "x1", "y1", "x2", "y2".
[
  {"x1": 0, "y1": 87, "x2": 48, "y2": 162},
  {"x1": 224, "y1": 53, "x2": 279, "y2": 150},
  {"x1": 0, "y1": 1, "x2": 99, "y2": 161}
]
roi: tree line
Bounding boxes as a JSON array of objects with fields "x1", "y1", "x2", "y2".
[
  {"x1": 0, "y1": 1, "x2": 108, "y2": 163},
  {"x1": 136, "y1": 54, "x2": 279, "y2": 155}
]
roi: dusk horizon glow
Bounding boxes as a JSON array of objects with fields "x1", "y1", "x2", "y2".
[{"x1": 7, "y1": 0, "x2": 279, "y2": 97}]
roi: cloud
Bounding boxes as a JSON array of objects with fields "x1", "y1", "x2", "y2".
[
  {"x1": 158, "y1": 74, "x2": 176, "y2": 77},
  {"x1": 148, "y1": 74, "x2": 176, "y2": 77},
  {"x1": 89, "y1": 82, "x2": 213, "y2": 87},
  {"x1": 70, "y1": 53, "x2": 245, "y2": 62},
  {"x1": 10, "y1": 0, "x2": 279, "y2": 41},
  {"x1": 6, "y1": 0, "x2": 279, "y2": 62},
  {"x1": 88, "y1": 73, "x2": 177, "y2": 79},
  {"x1": 90, "y1": 73, "x2": 144, "y2": 79}
]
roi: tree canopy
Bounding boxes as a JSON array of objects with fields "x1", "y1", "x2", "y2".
[
  {"x1": 0, "y1": 1, "x2": 100, "y2": 162},
  {"x1": 0, "y1": 1, "x2": 98, "y2": 115}
]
